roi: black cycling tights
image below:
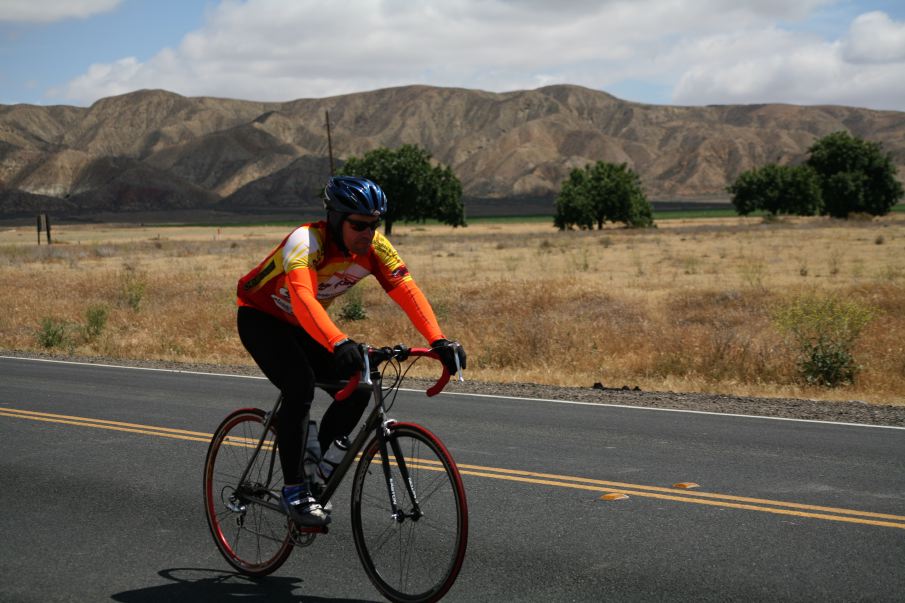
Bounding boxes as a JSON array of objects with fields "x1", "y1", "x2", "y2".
[{"x1": 237, "y1": 306, "x2": 370, "y2": 484}]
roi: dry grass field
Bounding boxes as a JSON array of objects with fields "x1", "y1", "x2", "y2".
[{"x1": 1, "y1": 214, "x2": 903, "y2": 405}]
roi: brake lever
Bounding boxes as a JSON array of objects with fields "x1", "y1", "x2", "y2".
[
  {"x1": 393, "y1": 343, "x2": 411, "y2": 361},
  {"x1": 362, "y1": 346, "x2": 372, "y2": 386},
  {"x1": 454, "y1": 348, "x2": 464, "y2": 382}
]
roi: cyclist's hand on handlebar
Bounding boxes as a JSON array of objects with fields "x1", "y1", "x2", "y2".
[
  {"x1": 431, "y1": 339, "x2": 467, "y2": 374},
  {"x1": 334, "y1": 338, "x2": 364, "y2": 378}
]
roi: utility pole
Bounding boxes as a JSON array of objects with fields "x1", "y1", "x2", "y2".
[{"x1": 325, "y1": 110, "x2": 335, "y2": 176}]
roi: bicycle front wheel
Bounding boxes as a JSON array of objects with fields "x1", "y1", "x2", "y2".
[
  {"x1": 203, "y1": 408, "x2": 292, "y2": 576},
  {"x1": 351, "y1": 422, "x2": 468, "y2": 602}
]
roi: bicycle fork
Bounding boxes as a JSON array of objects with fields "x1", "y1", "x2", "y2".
[
  {"x1": 356, "y1": 369, "x2": 425, "y2": 523},
  {"x1": 378, "y1": 423, "x2": 423, "y2": 523}
]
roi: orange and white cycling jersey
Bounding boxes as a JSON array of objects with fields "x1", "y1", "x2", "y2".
[{"x1": 237, "y1": 221, "x2": 444, "y2": 351}]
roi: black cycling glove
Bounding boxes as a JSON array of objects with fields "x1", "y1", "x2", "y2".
[
  {"x1": 334, "y1": 339, "x2": 364, "y2": 378},
  {"x1": 431, "y1": 339, "x2": 467, "y2": 375}
]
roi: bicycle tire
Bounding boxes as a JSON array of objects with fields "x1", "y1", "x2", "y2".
[
  {"x1": 351, "y1": 422, "x2": 468, "y2": 602},
  {"x1": 203, "y1": 408, "x2": 293, "y2": 576}
]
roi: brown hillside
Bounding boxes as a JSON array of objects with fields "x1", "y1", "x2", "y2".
[{"x1": 0, "y1": 85, "x2": 902, "y2": 217}]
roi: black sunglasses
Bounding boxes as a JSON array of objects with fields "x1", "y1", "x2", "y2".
[{"x1": 346, "y1": 218, "x2": 382, "y2": 232}]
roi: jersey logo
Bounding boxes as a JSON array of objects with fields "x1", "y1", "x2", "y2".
[
  {"x1": 243, "y1": 259, "x2": 276, "y2": 291},
  {"x1": 317, "y1": 272, "x2": 361, "y2": 299},
  {"x1": 271, "y1": 288, "x2": 293, "y2": 314},
  {"x1": 391, "y1": 265, "x2": 410, "y2": 279}
]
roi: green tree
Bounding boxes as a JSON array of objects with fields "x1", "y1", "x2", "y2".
[
  {"x1": 428, "y1": 163, "x2": 465, "y2": 228},
  {"x1": 781, "y1": 165, "x2": 824, "y2": 215},
  {"x1": 554, "y1": 168, "x2": 594, "y2": 230},
  {"x1": 339, "y1": 144, "x2": 466, "y2": 235},
  {"x1": 728, "y1": 164, "x2": 822, "y2": 216},
  {"x1": 555, "y1": 162, "x2": 653, "y2": 230},
  {"x1": 806, "y1": 131, "x2": 903, "y2": 218}
]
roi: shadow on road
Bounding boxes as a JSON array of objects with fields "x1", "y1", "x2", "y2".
[{"x1": 110, "y1": 568, "x2": 377, "y2": 602}]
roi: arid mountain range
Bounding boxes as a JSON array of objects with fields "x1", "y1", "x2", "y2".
[{"x1": 1, "y1": 84, "x2": 903, "y2": 219}]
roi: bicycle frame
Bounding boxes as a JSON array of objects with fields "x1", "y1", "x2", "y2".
[
  {"x1": 316, "y1": 370, "x2": 422, "y2": 522},
  {"x1": 318, "y1": 344, "x2": 457, "y2": 515},
  {"x1": 316, "y1": 374, "x2": 384, "y2": 505},
  {"x1": 233, "y1": 345, "x2": 453, "y2": 520}
]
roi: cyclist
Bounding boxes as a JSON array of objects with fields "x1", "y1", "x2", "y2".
[{"x1": 235, "y1": 175, "x2": 466, "y2": 527}]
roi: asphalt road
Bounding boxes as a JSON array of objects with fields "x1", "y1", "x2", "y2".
[{"x1": 2, "y1": 355, "x2": 904, "y2": 602}]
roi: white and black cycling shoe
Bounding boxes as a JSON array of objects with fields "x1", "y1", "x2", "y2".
[
  {"x1": 308, "y1": 480, "x2": 333, "y2": 513},
  {"x1": 281, "y1": 485, "x2": 331, "y2": 527}
]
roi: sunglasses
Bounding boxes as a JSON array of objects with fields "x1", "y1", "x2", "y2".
[{"x1": 346, "y1": 218, "x2": 382, "y2": 232}]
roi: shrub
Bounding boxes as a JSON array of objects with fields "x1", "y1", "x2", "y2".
[
  {"x1": 120, "y1": 268, "x2": 147, "y2": 311},
  {"x1": 37, "y1": 317, "x2": 69, "y2": 349},
  {"x1": 772, "y1": 293, "x2": 874, "y2": 386},
  {"x1": 84, "y1": 304, "x2": 109, "y2": 341},
  {"x1": 338, "y1": 288, "x2": 367, "y2": 321}
]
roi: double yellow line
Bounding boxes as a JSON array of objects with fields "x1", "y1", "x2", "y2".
[
  {"x1": 0, "y1": 406, "x2": 212, "y2": 443},
  {"x1": 452, "y1": 464, "x2": 905, "y2": 530},
  {"x1": 3, "y1": 406, "x2": 905, "y2": 530}
]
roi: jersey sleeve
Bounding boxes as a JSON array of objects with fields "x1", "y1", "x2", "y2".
[
  {"x1": 370, "y1": 232, "x2": 414, "y2": 291},
  {"x1": 369, "y1": 232, "x2": 445, "y2": 343},
  {"x1": 286, "y1": 268, "x2": 347, "y2": 351},
  {"x1": 282, "y1": 225, "x2": 325, "y2": 272},
  {"x1": 282, "y1": 226, "x2": 346, "y2": 350},
  {"x1": 388, "y1": 280, "x2": 446, "y2": 344}
]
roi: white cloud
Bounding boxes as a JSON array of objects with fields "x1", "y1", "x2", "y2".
[
  {"x1": 57, "y1": 57, "x2": 144, "y2": 99},
  {"x1": 0, "y1": 0, "x2": 120, "y2": 23},
  {"x1": 672, "y1": 12, "x2": 905, "y2": 110},
  {"x1": 53, "y1": 0, "x2": 905, "y2": 111},
  {"x1": 842, "y1": 11, "x2": 905, "y2": 63}
]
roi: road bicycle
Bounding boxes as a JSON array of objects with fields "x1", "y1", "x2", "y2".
[{"x1": 203, "y1": 343, "x2": 468, "y2": 603}]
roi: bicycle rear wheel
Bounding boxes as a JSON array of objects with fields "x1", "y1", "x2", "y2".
[
  {"x1": 351, "y1": 423, "x2": 468, "y2": 602},
  {"x1": 203, "y1": 408, "x2": 293, "y2": 576}
]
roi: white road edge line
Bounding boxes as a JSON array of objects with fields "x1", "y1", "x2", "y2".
[
  {"x1": 1, "y1": 355, "x2": 268, "y2": 379},
  {"x1": 3, "y1": 355, "x2": 903, "y2": 431}
]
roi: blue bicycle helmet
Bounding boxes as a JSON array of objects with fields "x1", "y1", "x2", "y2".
[{"x1": 324, "y1": 176, "x2": 388, "y2": 217}]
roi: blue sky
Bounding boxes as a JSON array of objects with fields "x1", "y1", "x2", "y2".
[{"x1": 1, "y1": 0, "x2": 904, "y2": 110}]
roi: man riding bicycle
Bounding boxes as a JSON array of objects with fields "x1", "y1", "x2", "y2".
[{"x1": 236, "y1": 175, "x2": 466, "y2": 528}]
